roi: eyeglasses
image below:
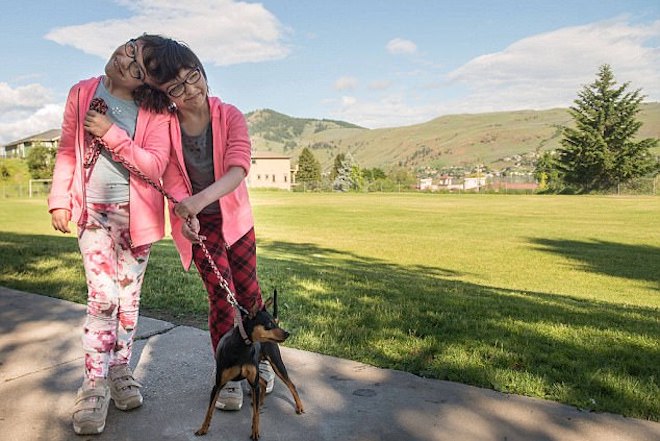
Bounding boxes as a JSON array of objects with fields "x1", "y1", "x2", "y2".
[
  {"x1": 124, "y1": 39, "x2": 145, "y2": 81},
  {"x1": 167, "y1": 67, "x2": 202, "y2": 98}
]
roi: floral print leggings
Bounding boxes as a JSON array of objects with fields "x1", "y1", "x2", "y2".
[{"x1": 78, "y1": 202, "x2": 151, "y2": 381}]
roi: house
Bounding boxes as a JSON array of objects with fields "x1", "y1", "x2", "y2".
[
  {"x1": 246, "y1": 151, "x2": 293, "y2": 190},
  {"x1": 463, "y1": 176, "x2": 487, "y2": 190},
  {"x1": 437, "y1": 175, "x2": 453, "y2": 187},
  {"x1": 418, "y1": 177, "x2": 434, "y2": 190},
  {"x1": 1, "y1": 129, "x2": 61, "y2": 158}
]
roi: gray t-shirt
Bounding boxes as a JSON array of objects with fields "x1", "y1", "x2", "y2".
[
  {"x1": 86, "y1": 79, "x2": 138, "y2": 203},
  {"x1": 181, "y1": 123, "x2": 220, "y2": 214}
]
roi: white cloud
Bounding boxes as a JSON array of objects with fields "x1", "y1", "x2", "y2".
[
  {"x1": 341, "y1": 96, "x2": 357, "y2": 106},
  {"x1": 331, "y1": 94, "x2": 437, "y2": 129},
  {"x1": 44, "y1": 0, "x2": 290, "y2": 66},
  {"x1": 369, "y1": 80, "x2": 392, "y2": 90},
  {"x1": 446, "y1": 18, "x2": 660, "y2": 113},
  {"x1": 327, "y1": 18, "x2": 660, "y2": 128},
  {"x1": 0, "y1": 83, "x2": 54, "y2": 112},
  {"x1": 335, "y1": 76, "x2": 358, "y2": 90},
  {"x1": 386, "y1": 38, "x2": 417, "y2": 55},
  {"x1": 0, "y1": 103, "x2": 63, "y2": 145},
  {"x1": 0, "y1": 82, "x2": 62, "y2": 144}
]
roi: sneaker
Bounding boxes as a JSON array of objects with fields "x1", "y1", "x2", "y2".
[
  {"x1": 108, "y1": 364, "x2": 143, "y2": 410},
  {"x1": 72, "y1": 378, "x2": 110, "y2": 435},
  {"x1": 259, "y1": 361, "x2": 275, "y2": 394},
  {"x1": 215, "y1": 380, "x2": 243, "y2": 411}
]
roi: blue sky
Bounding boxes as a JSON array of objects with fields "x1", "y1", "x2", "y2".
[{"x1": 1, "y1": 0, "x2": 658, "y2": 145}]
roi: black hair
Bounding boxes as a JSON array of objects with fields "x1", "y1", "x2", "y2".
[
  {"x1": 139, "y1": 34, "x2": 208, "y2": 86},
  {"x1": 122, "y1": 34, "x2": 177, "y2": 113},
  {"x1": 132, "y1": 84, "x2": 171, "y2": 114}
]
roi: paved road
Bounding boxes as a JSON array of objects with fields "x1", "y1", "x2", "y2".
[{"x1": 1, "y1": 286, "x2": 658, "y2": 441}]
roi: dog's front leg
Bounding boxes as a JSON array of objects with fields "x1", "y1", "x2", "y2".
[
  {"x1": 246, "y1": 366, "x2": 261, "y2": 440},
  {"x1": 195, "y1": 384, "x2": 221, "y2": 436},
  {"x1": 266, "y1": 352, "x2": 305, "y2": 414},
  {"x1": 196, "y1": 367, "x2": 241, "y2": 436}
]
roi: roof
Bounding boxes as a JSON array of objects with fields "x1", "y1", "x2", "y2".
[
  {"x1": 4, "y1": 129, "x2": 62, "y2": 148},
  {"x1": 251, "y1": 151, "x2": 290, "y2": 159}
]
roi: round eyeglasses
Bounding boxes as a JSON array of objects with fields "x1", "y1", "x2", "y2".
[
  {"x1": 167, "y1": 67, "x2": 202, "y2": 98},
  {"x1": 124, "y1": 40, "x2": 145, "y2": 81}
]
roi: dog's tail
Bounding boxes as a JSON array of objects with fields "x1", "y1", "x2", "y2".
[{"x1": 273, "y1": 288, "x2": 279, "y2": 320}]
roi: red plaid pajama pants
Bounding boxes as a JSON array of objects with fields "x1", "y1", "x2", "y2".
[{"x1": 192, "y1": 211, "x2": 263, "y2": 351}]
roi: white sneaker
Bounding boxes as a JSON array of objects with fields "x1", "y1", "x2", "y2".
[
  {"x1": 215, "y1": 380, "x2": 243, "y2": 411},
  {"x1": 259, "y1": 361, "x2": 275, "y2": 394}
]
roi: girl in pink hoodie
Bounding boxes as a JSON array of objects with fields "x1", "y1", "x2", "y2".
[
  {"x1": 48, "y1": 36, "x2": 172, "y2": 435},
  {"x1": 140, "y1": 36, "x2": 274, "y2": 411}
]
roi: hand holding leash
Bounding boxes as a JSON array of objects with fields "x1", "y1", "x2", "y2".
[
  {"x1": 182, "y1": 216, "x2": 206, "y2": 243},
  {"x1": 84, "y1": 110, "x2": 112, "y2": 138}
]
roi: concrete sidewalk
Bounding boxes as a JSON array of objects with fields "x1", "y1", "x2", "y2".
[{"x1": 0, "y1": 286, "x2": 658, "y2": 441}]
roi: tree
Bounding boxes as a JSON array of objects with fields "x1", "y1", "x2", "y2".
[
  {"x1": 534, "y1": 151, "x2": 563, "y2": 193},
  {"x1": 362, "y1": 167, "x2": 386, "y2": 182},
  {"x1": 332, "y1": 152, "x2": 363, "y2": 191},
  {"x1": 26, "y1": 146, "x2": 56, "y2": 179},
  {"x1": 0, "y1": 163, "x2": 10, "y2": 180},
  {"x1": 296, "y1": 147, "x2": 321, "y2": 190},
  {"x1": 387, "y1": 167, "x2": 417, "y2": 191},
  {"x1": 556, "y1": 64, "x2": 658, "y2": 193},
  {"x1": 332, "y1": 153, "x2": 353, "y2": 192},
  {"x1": 330, "y1": 153, "x2": 345, "y2": 182}
]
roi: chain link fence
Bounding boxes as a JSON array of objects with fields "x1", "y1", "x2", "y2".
[
  {"x1": 2, "y1": 176, "x2": 658, "y2": 198},
  {"x1": 1, "y1": 180, "x2": 52, "y2": 199}
]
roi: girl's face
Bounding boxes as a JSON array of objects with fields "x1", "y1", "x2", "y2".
[
  {"x1": 156, "y1": 66, "x2": 208, "y2": 111},
  {"x1": 104, "y1": 39, "x2": 146, "y2": 89}
]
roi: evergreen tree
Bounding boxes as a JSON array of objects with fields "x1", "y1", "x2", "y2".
[
  {"x1": 557, "y1": 64, "x2": 658, "y2": 192},
  {"x1": 296, "y1": 147, "x2": 321, "y2": 190},
  {"x1": 330, "y1": 153, "x2": 345, "y2": 182},
  {"x1": 332, "y1": 152, "x2": 362, "y2": 191}
]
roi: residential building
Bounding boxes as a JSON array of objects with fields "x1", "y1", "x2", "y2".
[
  {"x1": 1, "y1": 129, "x2": 61, "y2": 158},
  {"x1": 246, "y1": 151, "x2": 293, "y2": 190}
]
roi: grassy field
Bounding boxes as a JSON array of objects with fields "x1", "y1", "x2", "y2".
[{"x1": 0, "y1": 193, "x2": 658, "y2": 420}]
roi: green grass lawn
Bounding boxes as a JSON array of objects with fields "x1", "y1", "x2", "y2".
[{"x1": 1, "y1": 193, "x2": 658, "y2": 420}]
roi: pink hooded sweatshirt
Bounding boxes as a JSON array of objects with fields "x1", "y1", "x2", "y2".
[
  {"x1": 162, "y1": 96, "x2": 254, "y2": 269},
  {"x1": 48, "y1": 77, "x2": 172, "y2": 247}
]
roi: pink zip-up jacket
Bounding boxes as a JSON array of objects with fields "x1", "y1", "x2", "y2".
[
  {"x1": 47, "y1": 77, "x2": 173, "y2": 247},
  {"x1": 162, "y1": 96, "x2": 254, "y2": 269}
]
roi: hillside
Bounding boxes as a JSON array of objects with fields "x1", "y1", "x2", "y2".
[{"x1": 246, "y1": 103, "x2": 660, "y2": 172}]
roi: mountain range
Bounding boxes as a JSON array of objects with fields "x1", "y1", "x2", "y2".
[{"x1": 246, "y1": 103, "x2": 660, "y2": 172}]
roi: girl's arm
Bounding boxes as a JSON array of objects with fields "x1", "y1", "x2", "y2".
[
  {"x1": 48, "y1": 85, "x2": 79, "y2": 213},
  {"x1": 173, "y1": 104, "x2": 251, "y2": 220},
  {"x1": 85, "y1": 110, "x2": 172, "y2": 181},
  {"x1": 174, "y1": 166, "x2": 245, "y2": 219}
]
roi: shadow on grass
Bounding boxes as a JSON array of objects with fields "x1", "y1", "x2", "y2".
[
  {"x1": 530, "y1": 238, "x2": 660, "y2": 288},
  {"x1": 256, "y1": 240, "x2": 660, "y2": 420},
  {"x1": 1, "y1": 231, "x2": 658, "y2": 420}
]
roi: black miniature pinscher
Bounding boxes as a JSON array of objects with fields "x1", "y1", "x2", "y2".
[{"x1": 195, "y1": 290, "x2": 304, "y2": 439}]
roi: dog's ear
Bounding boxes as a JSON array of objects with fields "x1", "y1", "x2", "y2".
[
  {"x1": 264, "y1": 297, "x2": 274, "y2": 310},
  {"x1": 249, "y1": 301, "x2": 260, "y2": 318}
]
